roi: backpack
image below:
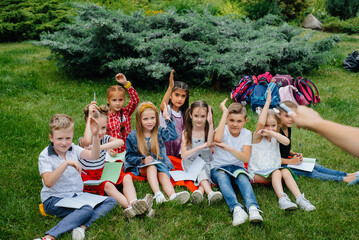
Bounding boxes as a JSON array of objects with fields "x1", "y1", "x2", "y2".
[
  {"x1": 343, "y1": 51, "x2": 359, "y2": 72},
  {"x1": 256, "y1": 72, "x2": 273, "y2": 84},
  {"x1": 251, "y1": 80, "x2": 280, "y2": 111},
  {"x1": 231, "y1": 75, "x2": 256, "y2": 105},
  {"x1": 279, "y1": 85, "x2": 300, "y2": 106},
  {"x1": 295, "y1": 77, "x2": 320, "y2": 105},
  {"x1": 271, "y1": 74, "x2": 294, "y2": 87}
]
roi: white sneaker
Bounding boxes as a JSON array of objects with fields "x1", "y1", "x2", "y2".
[
  {"x1": 248, "y1": 205, "x2": 263, "y2": 223},
  {"x1": 155, "y1": 192, "x2": 167, "y2": 204},
  {"x1": 296, "y1": 194, "x2": 316, "y2": 211},
  {"x1": 123, "y1": 206, "x2": 137, "y2": 219},
  {"x1": 232, "y1": 206, "x2": 248, "y2": 226},
  {"x1": 207, "y1": 191, "x2": 223, "y2": 205},
  {"x1": 278, "y1": 193, "x2": 298, "y2": 210},
  {"x1": 72, "y1": 227, "x2": 85, "y2": 240},
  {"x1": 191, "y1": 190, "x2": 203, "y2": 204},
  {"x1": 169, "y1": 191, "x2": 190, "y2": 204}
]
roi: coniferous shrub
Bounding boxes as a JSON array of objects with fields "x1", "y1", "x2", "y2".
[
  {"x1": 36, "y1": 4, "x2": 340, "y2": 89},
  {"x1": 0, "y1": 0, "x2": 73, "y2": 42},
  {"x1": 326, "y1": 0, "x2": 359, "y2": 20}
]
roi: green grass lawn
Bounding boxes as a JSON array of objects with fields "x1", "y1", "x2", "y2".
[{"x1": 1, "y1": 32, "x2": 359, "y2": 239}]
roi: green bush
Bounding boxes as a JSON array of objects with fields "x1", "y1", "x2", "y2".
[
  {"x1": 322, "y1": 16, "x2": 359, "y2": 34},
  {"x1": 243, "y1": 0, "x2": 280, "y2": 20},
  {"x1": 0, "y1": 0, "x2": 74, "y2": 42},
  {"x1": 326, "y1": 0, "x2": 359, "y2": 20},
  {"x1": 243, "y1": 0, "x2": 308, "y2": 20},
  {"x1": 35, "y1": 4, "x2": 340, "y2": 89}
]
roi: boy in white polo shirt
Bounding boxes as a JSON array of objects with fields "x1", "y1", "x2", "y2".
[
  {"x1": 34, "y1": 114, "x2": 117, "y2": 240},
  {"x1": 211, "y1": 99, "x2": 263, "y2": 226}
]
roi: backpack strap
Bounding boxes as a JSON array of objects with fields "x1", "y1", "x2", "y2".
[{"x1": 301, "y1": 78, "x2": 321, "y2": 104}]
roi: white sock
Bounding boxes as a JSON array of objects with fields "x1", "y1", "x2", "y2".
[{"x1": 154, "y1": 191, "x2": 163, "y2": 198}]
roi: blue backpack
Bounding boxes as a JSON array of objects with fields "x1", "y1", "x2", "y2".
[{"x1": 251, "y1": 81, "x2": 280, "y2": 112}]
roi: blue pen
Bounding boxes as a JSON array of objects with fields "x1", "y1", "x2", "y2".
[{"x1": 299, "y1": 142, "x2": 301, "y2": 153}]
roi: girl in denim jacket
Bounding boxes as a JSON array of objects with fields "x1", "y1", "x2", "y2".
[{"x1": 124, "y1": 102, "x2": 190, "y2": 204}]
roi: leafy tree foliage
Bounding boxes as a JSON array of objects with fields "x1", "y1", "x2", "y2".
[
  {"x1": 326, "y1": 0, "x2": 359, "y2": 20},
  {"x1": 36, "y1": 4, "x2": 339, "y2": 88}
]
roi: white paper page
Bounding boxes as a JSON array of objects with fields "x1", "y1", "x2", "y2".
[
  {"x1": 287, "y1": 157, "x2": 316, "y2": 172},
  {"x1": 55, "y1": 193, "x2": 108, "y2": 209},
  {"x1": 138, "y1": 160, "x2": 164, "y2": 168},
  {"x1": 169, "y1": 156, "x2": 205, "y2": 181}
]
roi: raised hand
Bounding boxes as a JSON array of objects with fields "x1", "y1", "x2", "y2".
[
  {"x1": 207, "y1": 105, "x2": 213, "y2": 125},
  {"x1": 162, "y1": 102, "x2": 170, "y2": 120},
  {"x1": 115, "y1": 73, "x2": 129, "y2": 86},
  {"x1": 89, "y1": 101, "x2": 99, "y2": 118},
  {"x1": 89, "y1": 117, "x2": 99, "y2": 136},
  {"x1": 220, "y1": 98, "x2": 228, "y2": 113},
  {"x1": 169, "y1": 69, "x2": 175, "y2": 89}
]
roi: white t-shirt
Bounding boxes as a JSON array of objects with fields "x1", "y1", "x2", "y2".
[
  {"x1": 38, "y1": 143, "x2": 84, "y2": 202},
  {"x1": 211, "y1": 126, "x2": 252, "y2": 169},
  {"x1": 159, "y1": 104, "x2": 182, "y2": 128}
]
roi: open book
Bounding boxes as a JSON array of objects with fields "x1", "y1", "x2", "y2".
[
  {"x1": 218, "y1": 167, "x2": 252, "y2": 180},
  {"x1": 287, "y1": 157, "x2": 316, "y2": 172},
  {"x1": 255, "y1": 167, "x2": 297, "y2": 179},
  {"x1": 169, "y1": 156, "x2": 205, "y2": 182},
  {"x1": 83, "y1": 161, "x2": 123, "y2": 186},
  {"x1": 138, "y1": 160, "x2": 164, "y2": 168},
  {"x1": 54, "y1": 192, "x2": 108, "y2": 209}
]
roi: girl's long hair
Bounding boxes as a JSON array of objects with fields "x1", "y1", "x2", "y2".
[
  {"x1": 106, "y1": 85, "x2": 126, "y2": 134},
  {"x1": 168, "y1": 81, "x2": 189, "y2": 116},
  {"x1": 135, "y1": 102, "x2": 161, "y2": 159},
  {"x1": 183, "y1": 100, "x2": 212, "y2": 147}
]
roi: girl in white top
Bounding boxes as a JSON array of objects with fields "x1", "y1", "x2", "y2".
[
  {"x1": 248, "y1": 89, "x2": 315, "y2": 211},
  {"x1": 181, "y1": 100, "x2": 222, "y2": 204}
]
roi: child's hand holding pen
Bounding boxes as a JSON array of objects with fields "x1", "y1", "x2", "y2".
[{"x1": 142, "y1": 155, "x2": 154, "y2": 165}]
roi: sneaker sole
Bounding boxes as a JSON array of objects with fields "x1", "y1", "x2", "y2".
[
  {"x1": 147, "y1": 208, "x2": 156, "y2": 219},
  {"x1": 145, "y1": 194, "x2": 154, "y2": 209},
  {"x1": 173, "y1": 192, "x2": 190, "y2": 204},
  {"x1": 191, "y1": 191, "x2": 203, "y2": 204},
  {"x1": 249, "y1": 216, "x2": 263, "y2": 223},
  {"x1": 123, "y1": 207, "x2": 137, "y2": 219},
  {"x1": 283, "y1": 206, "x2": 298, "y2": 211},
  {"x1": 208, "y1": 192, "x2": 223, "y2": 205},
  {"x1": 133, "y1": 199, "x2": 149, "y2": 215}
]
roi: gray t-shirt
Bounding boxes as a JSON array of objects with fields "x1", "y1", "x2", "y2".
[
  {"x1": 38, "y1": 143, "x2": 84, "y2": 202},
  {"x1": 211, "y1": 126, "x2": 252, "y2": 169}
]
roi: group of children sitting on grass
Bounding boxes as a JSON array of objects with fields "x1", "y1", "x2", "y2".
[{"x1": 35, "y1": 71, "x2": 359, "y2": 240}]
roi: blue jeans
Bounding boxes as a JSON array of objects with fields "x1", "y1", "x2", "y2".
[
  {"x1": 288, "y1": 163, "x2": 347, "y2": 182},
  {"x1": 43, "y1": 195, "x2": 117, "y2": 238},
  {"x1": 211, "y1": 166, "x2": 259, "y2": 212}
]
